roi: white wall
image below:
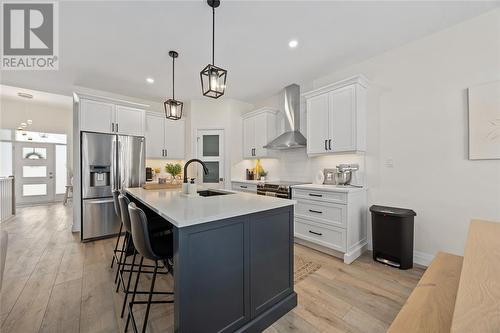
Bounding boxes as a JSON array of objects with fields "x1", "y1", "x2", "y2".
[{"x1": 252, "y1": 9, "x2": 500, "y2": 262}]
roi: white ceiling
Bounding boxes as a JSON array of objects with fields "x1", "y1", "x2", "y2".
[{"x1": 1, "y1": 1, "x2": 498, "y2": 104}]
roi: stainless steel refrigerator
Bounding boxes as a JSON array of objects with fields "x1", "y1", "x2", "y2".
[{"x1": 81, "y1": 132, "x2": 145, "y2": 241}]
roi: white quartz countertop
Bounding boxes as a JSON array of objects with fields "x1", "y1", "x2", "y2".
[
  {"x1": 291, "y1": 183, "x2": 366, "y2": 193},
  {"x1": 230, "y1": 179, "x2": 279, "y2": 184},
  {"x1": 126, "y1": 187, "x2": 295, "y2": 228}
]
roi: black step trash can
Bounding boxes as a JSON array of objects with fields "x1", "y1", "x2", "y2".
[{"x1": 370, "y1": 205, "x2": 416, "y2": 269}]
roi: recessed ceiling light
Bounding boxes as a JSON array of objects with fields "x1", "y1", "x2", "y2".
[
  {"x1": 288, "y1": 40, "x2": 298, "y2": 48},
  {"x1": 146, "y1": 77, "x2": 155, "y2": 84}
]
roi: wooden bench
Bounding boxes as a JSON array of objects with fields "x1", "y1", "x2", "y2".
[{"x1": 387, "y1": 251, "x2": 463, "y2": 333}]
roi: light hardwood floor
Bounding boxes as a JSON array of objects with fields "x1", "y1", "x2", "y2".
[{"x1": 0, "y1": 204, "x2": 424, "y2": 333}]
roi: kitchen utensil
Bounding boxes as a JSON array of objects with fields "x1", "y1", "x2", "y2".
[{"x1": 314, "y1": 170, "x2": 325, "y2": 184}]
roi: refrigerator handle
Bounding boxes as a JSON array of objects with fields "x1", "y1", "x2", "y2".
[
  {"x1": 111, "y1": 138, "x2": 117, "y2": 191},
  {"x1": 117, "y1": 140, "x2": 122, "y2": 190}
]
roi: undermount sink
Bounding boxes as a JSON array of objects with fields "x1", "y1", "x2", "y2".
[{"x1": 197, "y1": 189, "x2": 234, "y2": 197}]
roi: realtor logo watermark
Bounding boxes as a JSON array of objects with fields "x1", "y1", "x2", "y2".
[{"x1": 1, "y1": 1, "x2": 59, "y2": 70}]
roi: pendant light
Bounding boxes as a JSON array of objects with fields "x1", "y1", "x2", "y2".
[
  {"x1": 164, "y1": 50, "x2": 183, "y2": 120},
  {"x1": 200, "y1": 0, "x2": 227, "y2": 99}
]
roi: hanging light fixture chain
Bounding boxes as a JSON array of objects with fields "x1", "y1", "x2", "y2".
[
  {"x1": 172, "y1": 54, "x2": 175, "y2": 99},
  {"x1": 212, "y1": 6, "x2": 215, "y2": 65}
]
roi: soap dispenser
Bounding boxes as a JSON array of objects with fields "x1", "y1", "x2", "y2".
[{"x1": 188, "y1": 178, "x2": 197, "y2": 195}]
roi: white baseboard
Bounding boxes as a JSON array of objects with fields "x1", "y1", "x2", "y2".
[
  {"x1": 367, "y1": 241, "x2": 434, "y2": 267},
  {"x1": 413, "y1": 251, "x2": 434, "y2": 267}
]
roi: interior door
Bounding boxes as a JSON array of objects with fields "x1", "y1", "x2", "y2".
[
  {"x1": 243, "y1": 117, "x2": 255, "y2": 158},
  {"x1": 145, "y1": 113, "x2": 165, "y2": 159},
  {"x1": 306, "y1": 93, "x2": 330, "y2": 154},
  {"x1": 197, "y1": 129, "x2": 224, "y2": 189},
  {"x1": 14, "y1": 142, "x2": 55, "y2": 205},
  {"x1": 329, "y1": 86, "x2": 356, "y2": 152}
]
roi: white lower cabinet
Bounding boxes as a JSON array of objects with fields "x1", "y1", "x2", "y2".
[
  {"x1": 292, "y1": 185, "x2": 367, "y2": 264},
  {"x1": 231, "y1": 181, "x2": 257, "y2": 193}
]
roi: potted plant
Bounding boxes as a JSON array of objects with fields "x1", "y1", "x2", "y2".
[
  {"x1": 165, "y1": 163, "x2": 182, "y2": 183},
  {"x1": 259, "y1": 170, "x2": 268, "y2": 181}
]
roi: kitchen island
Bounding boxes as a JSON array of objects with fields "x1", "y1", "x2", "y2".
[{"x1": 126, "y1": 187, "x2": 297, "y2": 333}]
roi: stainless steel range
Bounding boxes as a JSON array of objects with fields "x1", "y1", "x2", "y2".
[{"x1": 257, "y1": 181, "x2": 309, "y2": 199}]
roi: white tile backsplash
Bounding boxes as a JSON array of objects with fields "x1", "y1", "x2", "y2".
[{"x1": 232, "y1": 149, "x2": 365, "y2": 185}]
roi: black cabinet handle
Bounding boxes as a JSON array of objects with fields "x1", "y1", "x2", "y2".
[
  {"x1": 328, "y1": 139, "x2": 332, "y2": 150},
  {"x1": 309, "y1": 230, "x2": 323, "y2": 236},
  {"x1": 308, "y1": 193, "x2": 323, "y2": 197},
  {"x1": 165, "y1": 149, "x2": 167, "y2": 157},
  {"x1": 240, "y1": 185, "x2": 248, "y2": 188},
  {"x1": 309, "y1": 209, "x2": 323, "y2": 214},
  {"x1": 161, "y1": 149, "x2": 164, "y2": 157},
  {"x1": 324, "y1": 139, "x2": 328, "y2": 150},
  {"x1": 116, "y1": 123, "x2": 119, "y2": 132},
  {"x1": 111, "y1": 123, "x2": 114, "y2": 132}
]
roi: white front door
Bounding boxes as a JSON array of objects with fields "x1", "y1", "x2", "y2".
[
  {"x1": 196, "y1": 129, "x2": 224, "y2": 189},
  {"x1": 14, "y1": 142, "x2": 55, "y2": 205}
]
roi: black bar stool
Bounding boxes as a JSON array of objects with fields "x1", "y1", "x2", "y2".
[
  {"x1": 126, "y1": 202, "x2": 174, "y2": 333},
  {"x1": 116, "y1": 194, "x2": 172, "y2": 318}
]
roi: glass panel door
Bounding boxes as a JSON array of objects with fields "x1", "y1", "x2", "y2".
[
  {"x1": 14, "y1": 142, "x2": 56, "y2": 205},
  {"x1": 196, "y1": 129, "x2": 224, "y2": 189}
]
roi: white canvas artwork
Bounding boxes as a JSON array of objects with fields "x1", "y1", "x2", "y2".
[{"x1": 468, "y1": 81, "x2": 500, "y2": 160}]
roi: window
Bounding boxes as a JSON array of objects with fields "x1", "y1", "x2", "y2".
[
  {"x1": 23, "y1": 184, "x2": 47, "y2": 196},
  {"x1": 22, "y1": 166, "x2": 47, "y2": 178},
  {"x1": 55, "y1": 145, "x2": 67, "y2": 194},
  {"x1": 203, "y1": 162, "x2": 219, "y2": 183},
  {"x1": 0, "y1": 142, "x2": 12, "y2": 177},
  {"x1": 202, "y1": 135, "x2": 219, "y2": 157},
  {"x1": 22, "y1": 147, "x2": 47, "y2": 159}
]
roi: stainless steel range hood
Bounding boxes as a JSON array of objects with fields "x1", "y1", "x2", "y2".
[{"x1": 264, "y1": 84, "x2": 307, "y2": 150}]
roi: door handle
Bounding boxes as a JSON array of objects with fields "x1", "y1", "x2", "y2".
[
  {"x1": 309, "y1": 209, "x2": 323, "y2": 214},
  {"x1": 161, "y1": 149, "x2": 164, "y2": 157},
  {"x1": 309, "y1": 230, "x2": 323, "y2": 236},
  {"x1": 112, "y1": 123, "x2": 115, "y2": 132},
  {"x1": 240, "y1": 185, "x2": 248, "y2": 189},
  {"x1": 165, "y1": 149, "x2": 167, "y2": 157},
  {"x1": 328, "y1": 139, "x2": 332, "y2": 150},
  {"x1": 308, "y1": 193, "x2": 323, "y2": 197},
  {"x1": 324, "y1": 139, "x2": 328, "y2": 150},
  {"x1": 116, "y1": 123, "x2": 119, "y2": 133}
]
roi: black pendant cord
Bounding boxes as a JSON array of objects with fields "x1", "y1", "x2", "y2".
[
  {"x1": 172, "y1": 55, "x2": 175, "y2": 100},
  {"x1": 212, "y1": 6, "x2": 215, "y2": 65}
]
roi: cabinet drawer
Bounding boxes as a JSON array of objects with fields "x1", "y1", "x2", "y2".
[
  {"x1": 231, "y1": 182, "x2": 257, "y2": 193},
  {"x1": 296, "y1": 199, "x2": 346, "y2": 228},
  {"x1": 295, "y1": 218, "x2": 346, "y2": 252},
  {"x1": 292, "y1": 188, "x2": 347, "y2": 204}
]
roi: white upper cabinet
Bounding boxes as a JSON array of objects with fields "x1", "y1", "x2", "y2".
[
  {"x1": 115, "y1": 105, "x2": 145, "y2": 137},
  {"x1": 304, "y1": 75, "x2": 367, "y2": 155},
  {"x1": 164, "y1": 118, "x2": 185, "y2": 159},
  {"x1": 79, "y1": 99, "x2": 115, "y2": 134},
  {"x1": 79, "y1": 97, "x2": 146, "y2": 136},
  {"x1": 306, "y1": 93, "x2": 330, "y2": 154},
  {"x1": 145, "y1": 112, "x2": 165, "y2": 159},
  {"x1": 242, "y1": 108, "x2": 278, "y2": 159},
  {"x1": 145, "y1": 112, "x2": 185, "y2": 160}
]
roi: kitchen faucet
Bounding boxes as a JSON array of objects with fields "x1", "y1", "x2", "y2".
[{"x1": 183, "y1": 159, "x2": 209, "y2": 183}]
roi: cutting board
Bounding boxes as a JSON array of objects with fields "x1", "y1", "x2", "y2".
[{"x1": 143, "y1": 183, "x2": 182, "y2": 190}]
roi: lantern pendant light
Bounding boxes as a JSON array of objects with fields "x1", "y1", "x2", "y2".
[
  {"x1": 200, "y1": 0, "x2": 227, "y2": 99},
  {"x1": 164, "y1": 50, "x2": 183, "y2": 120}
]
